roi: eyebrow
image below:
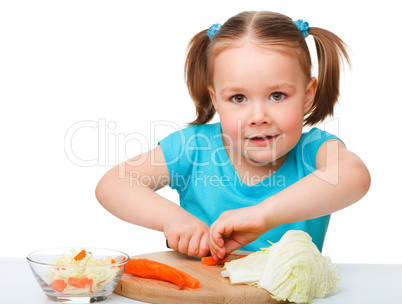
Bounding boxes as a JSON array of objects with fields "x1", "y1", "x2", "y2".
[
  {"x1": 220, "y1": 86, "x2": 246, "y2": 94},
  {"x1": 221, "y1": 83, "x2": 296, "y2": 94},
  {"x1": 269, "y1": 83, "x2": 296, "y2": 91}
]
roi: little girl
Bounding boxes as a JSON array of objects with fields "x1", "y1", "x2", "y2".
[{"x1": 96, "y1": 11, "x2": 370, "y2": 261}]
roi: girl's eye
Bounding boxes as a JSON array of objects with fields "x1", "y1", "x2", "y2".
[
  {"x1": 270, "y1": 92, "x2": 285, "y2": 102},
  {"x1": 231, "y1": 94, "x2": 247, "y2": 104}
]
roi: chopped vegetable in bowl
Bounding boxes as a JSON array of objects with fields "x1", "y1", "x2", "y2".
[
  {"x1": 44, "y1": 248, "x2": 121, "y2": 294},
  {"x1": 27, "y1": 247, "x2": 129, "y2": 303}
]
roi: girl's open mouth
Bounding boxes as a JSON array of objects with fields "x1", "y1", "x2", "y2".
[{"x1": 248, "y1": 135, "x2": 278, "y2": 146}]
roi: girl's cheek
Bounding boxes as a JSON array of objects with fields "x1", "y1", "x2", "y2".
[
  {"x1": 223, "y1": 122, "x2": 240, "y2": 143},
  {"x1": 277, "y1": 107, "x2": 304, "y2": 129},
  {"x1": 220, "y1": 116, "x2": 243, "y2": 144}
]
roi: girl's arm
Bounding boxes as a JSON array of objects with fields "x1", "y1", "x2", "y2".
[
  {"x1": 95, "y1": 145, "x2": 210, "y2": 258},
  {"x1": 209, "y1": 140, "x2": 371, "y2": 260}
]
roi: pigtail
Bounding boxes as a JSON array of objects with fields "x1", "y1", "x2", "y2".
[
  {"x1": 185, "y1": 30, "x2": 215, "y2": 125},
  {"x1": 305, "y1": 27, "x2": 350, "y2": 125}
]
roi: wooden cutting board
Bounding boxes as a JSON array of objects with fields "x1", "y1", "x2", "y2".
[{"x1": 114, "y1": 250, "x2": 283, "y2": 304}]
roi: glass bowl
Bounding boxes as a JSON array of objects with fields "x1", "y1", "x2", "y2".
[{"x1": 27, "y1": 247, "x2": 130, "y2": 303}]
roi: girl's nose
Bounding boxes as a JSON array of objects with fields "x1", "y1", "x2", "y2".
[{"x1": 249, "y1": 101, "x2": 270, "y2": 125}]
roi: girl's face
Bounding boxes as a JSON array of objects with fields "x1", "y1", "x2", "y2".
[{"x1": 209, "y1": 43, "x2": 317, "y2": 166}]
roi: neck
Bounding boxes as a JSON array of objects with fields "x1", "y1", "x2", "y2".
[{"x1": 222, "y1": 138, "x2": 288, "y2": 186}]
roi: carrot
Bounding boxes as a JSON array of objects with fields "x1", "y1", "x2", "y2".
[
  {"x1": 125, "y1": 259, "x2": 184, "y2": 289},
  {"x1": 68, "y1": 277, "x2": 86, "y2": 289},
  {"x1": 86, "y1": 277, "x2": 94, "y2": 293},
  {"x1": 73, "y1": 249, "x2": 86, "y2": 261},
  {"x1": 67, "y1": 276, "x2": 93, "y2": 292},
  {"x1": 125, "y1": 259, "x2": 200, "y2": 289},
  {"x1": 111, "y1": 259, "x2": 116, "y2": 263},
  {"x1": 173, "y1": 268, "x2": 200, "y2": 289},
  {"x1": 201, "y1": 254, "x2": 248, "y2": 266},
  {"x1": 201, "y1": 255, "x2": 228, "y2": 266},
  {"x1": 51, "y1": 279, "x2": 67, "y2": 292}
]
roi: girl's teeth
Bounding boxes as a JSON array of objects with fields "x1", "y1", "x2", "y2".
[{"x1": 253, "y1": 136, "x2": 271, "y2": 139}]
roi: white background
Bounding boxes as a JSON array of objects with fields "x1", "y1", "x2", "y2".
[{"x1": 1, "y1": 0, "x2": 401, "y2": 263}]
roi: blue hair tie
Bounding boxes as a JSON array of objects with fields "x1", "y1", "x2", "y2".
[
  {"x1": 207, "y1": 23, "x2": 222, "y2": 41},
  {"x1": 294, "y1": 19, "x2": 309, "y2": 38}
]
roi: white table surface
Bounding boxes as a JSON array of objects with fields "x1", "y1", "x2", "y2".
[{"x1": 2, "y1": 257, "x2": 401, "y2": 304}]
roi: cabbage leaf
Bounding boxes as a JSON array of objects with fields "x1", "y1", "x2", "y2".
[{"x1": 222, "y1": 230, "x2": 341, "y2": 303}]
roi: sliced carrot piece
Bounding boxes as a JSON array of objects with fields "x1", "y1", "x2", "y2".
[
  {"x1": 201, "y1": 255, "x2": 228, "y2": 266},
  {"x1": 73, "y1": 249, "x2": 86, "y2": 261},
  {"x1": 111, "y1": 259, "x2": 116, "y2": 263},
  {"x1": 85, "y1": 277, "x2": 94, "y2": 293},
  {"x1": 67, "y1": 276, "x2": 93, "y2": 292},
  {"x1": 202, "y1": 253, "x2": 248, "y2": 266},
  {"x1": 51, "y1": 279, "x2": 67, "y2": 292},
  {"x1": 68, "y1": 277, "x2": 86, "y2": 289},
  {"x1": 173, "y1": 268, "x2": 200, "y2": 289},
  {"x1": 125, "y1": 259, "x2": 187, "y2": 289}
]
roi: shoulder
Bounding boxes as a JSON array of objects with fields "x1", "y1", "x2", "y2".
[
  {"x1": 159, "y1": 122, "x2": 221, "y2": 145},
  {"x1": 293, "y1": 127, "x2": 345, "y2": 171},
  {"x1": 297, "y1": 127, "x2": 345, "y2": 151},
  {"x1": 183, "y1": 122, "x2": 221, "y2": 137},
  {"x1": 299, "y1": 127, "x2": 343, "y2": 144},
  {"x1": 158, "y1": 123, "x2": 221, "y2": 173}
]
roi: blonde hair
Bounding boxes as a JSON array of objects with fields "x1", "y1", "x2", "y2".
[{"x1": 184, "y1": 11, "x2": 350, "y2": 126}]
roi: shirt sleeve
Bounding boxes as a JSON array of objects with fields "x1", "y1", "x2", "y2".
[
  {"x1": 158, "y1": 129, "x2": 186, "y2": 190},
  {"x1": 299, "y1": 127, "x2": 346, "y2": 174}
]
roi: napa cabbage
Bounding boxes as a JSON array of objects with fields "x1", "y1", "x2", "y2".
[{"x1": 222, "y1": 230, "x2": 340, "y2": 303}]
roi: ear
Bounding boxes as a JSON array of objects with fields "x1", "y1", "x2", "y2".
[
  {"x1": 304, "y1": 77, "x2": 317, "y2": 113},
  {"x1": 208, "y1": 85, "x2": 218, "y2": 112}
]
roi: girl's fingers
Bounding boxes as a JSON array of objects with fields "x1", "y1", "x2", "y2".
[
  {"x1": 166, "y1": 235, "x2": 178, "y2": 251},
  {"x1": 177, "y1": 235, "x2": 190, "y2": 254},
  {"x1": 208, "y1": 228, "x2": 218, "y2": 257},
  {"x1": 187, "y1": 232, "x2": 202, "y2": 257},
  {"x1": 210, "y1": 222, "x2": 225, "y2": 247},
  {"x1": 222, "y1": 238, "x2": 242, "y2": 254},
  {"x1": 210, "y1": 223, "x2": 232, "y2": 260},
  {"x1": 197, "y1": 232, "x2": 210, "y2": 258},
  {"x1": 210, "y1": 245, "x2": 226, "y2": 261}
]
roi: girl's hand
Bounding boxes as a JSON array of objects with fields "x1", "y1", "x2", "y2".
[
  {"x1": 209, "y1": 205, "x2": 270, "y2": 260},
  {"x1": 163, "y1": 211, "x2": 210, "y2": 258}
]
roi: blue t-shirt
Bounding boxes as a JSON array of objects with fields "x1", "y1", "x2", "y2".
[{"x1": 159, "y1": 122, "x2": 342, "y2": 251}]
